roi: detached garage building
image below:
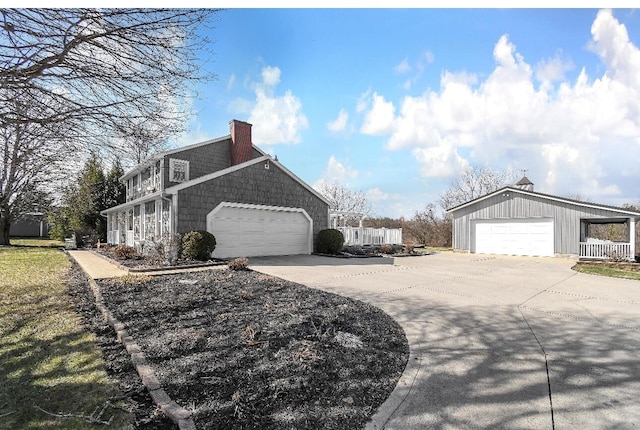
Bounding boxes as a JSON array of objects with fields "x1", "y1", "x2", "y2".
[
  {"x1": 447, "y1": 177, "x2": 640, "y2": 260},
  {"x1": 103, "y1": 119, "x2": 329, "y2": 258}
]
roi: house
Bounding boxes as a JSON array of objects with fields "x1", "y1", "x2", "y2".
[
  {"x1": 10, "y1": 212, "x2": 50, "y2": 238},
  {"x1": 101, "y1": 120, "x2": 330, "y2": 258},
  {"x1": 447, "y1": 177, "x2": 640, "y2": 260}
]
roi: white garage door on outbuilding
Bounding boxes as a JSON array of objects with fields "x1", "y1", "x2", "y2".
[
  {"x1": 206, "y1": 202, "x2": 313, "y2": 259},
  {"x1": 471, "y1": 218, "x2": 554, "y2": 257}
]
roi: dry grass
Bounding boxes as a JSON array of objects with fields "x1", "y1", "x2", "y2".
[
  {"x1": 572, "y1": 263, "x2": 640, "y2": 281},
  {"x1": 0, "y1": 243, "x2": 132, "y2": 429}
]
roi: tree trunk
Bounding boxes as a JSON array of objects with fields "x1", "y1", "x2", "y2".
[{"x1": 0, "y1": 215, "x2": 10, "y2": 246}]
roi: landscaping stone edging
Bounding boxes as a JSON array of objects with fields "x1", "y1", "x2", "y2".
[
  {"x1": 69, "y1": 250, "x2": 196, "y2": 429},
  {"x1": 89, "y1": 249, "x2": 226, "y2": 273}
]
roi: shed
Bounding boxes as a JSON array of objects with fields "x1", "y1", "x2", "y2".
[{"x1": 447, "y1": 178, "x2": 640, "y2": 260}]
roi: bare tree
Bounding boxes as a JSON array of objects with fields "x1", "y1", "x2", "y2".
[
  {"x1": 0, "y1": 8, "x2": 218, "y2": 244},
  {"x1": 0, "y1": 100, "x2": 76, "y2": 244},
  {"x1": 404, "y1": 203, "x2": 452, "y2": 247},
  {"x1": 438, "y1": 164, "x2": 516, "y2": 211},
  {"x1": 315, "y1": 181, "x2": 372, "y2": 226}
]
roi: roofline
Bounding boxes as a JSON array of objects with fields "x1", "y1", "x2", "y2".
[
  {"x1": 120, "y1": 135, "x2": 232, "y2": 181},
  {"x1": 446, "y1": 186, "x2": 640, "y2": 217},
  {"x1": 100, "y1": 190, "x2": 163, "y2": 215},
  {"x1": 164, "y1": 155, "x2": 331, "y2": 205}
]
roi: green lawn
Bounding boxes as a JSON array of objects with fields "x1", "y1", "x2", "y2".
[
  {"x1": 572, "y1": 263, "x2": 640, "y2": 281},
  {"x1": 9, "y1": 238, "x2": 65, "y2": 248},
  {"x1": 0, "y1": 243, "x2": 132, "y2": 429}
]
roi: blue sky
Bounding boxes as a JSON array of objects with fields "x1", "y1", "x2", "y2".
[{"x1": 172, "y1": 8, "x2": 640, "y2": 218}]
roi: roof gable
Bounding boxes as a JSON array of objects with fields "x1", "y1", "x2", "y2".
[
  {"x1": 446, "y1": 186, "x2": 640, "y2": 217},
  {"x1": 164, "y1": 155, "x2": 330, "y2": 205}
]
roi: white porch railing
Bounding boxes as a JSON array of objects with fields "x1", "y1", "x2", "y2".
[
  {"x1": 579, "y1": 242, "x2": 633, "y2": 260},
  {"x1": 337, "y1": 227, "x2": 402, "y2": 246}
]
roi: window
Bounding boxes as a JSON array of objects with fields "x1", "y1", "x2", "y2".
[{"x1": 169, "y1": 158, "x2": 189, "y2": 183}]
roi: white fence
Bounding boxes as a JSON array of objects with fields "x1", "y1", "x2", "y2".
[
  {"x1": 337, "y1": 227, "x2": 402, "y2": 246},
  {"x1": 579, "y1": 242, "x2": 633, "y2": 260}
]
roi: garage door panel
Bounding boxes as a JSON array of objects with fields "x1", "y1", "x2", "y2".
[
  {"x1": 473, "y1": 218, "x2": 554, "y2": 257},
  {"x1": 207, "y1": 204, "x2": 311, "y2": 258}
]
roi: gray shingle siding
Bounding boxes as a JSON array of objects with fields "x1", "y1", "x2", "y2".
[
  {"x1": 453, "y1": 191, "x2": 634, "y2": 255},
  {"x1": 163, "y1": 138, "x2": 233, "y2": 187},
  {"x1": 175, "y1": 161, "x2": 329, "y2": 240}
]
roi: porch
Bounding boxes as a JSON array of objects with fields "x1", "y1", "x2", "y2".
[
  {"x1": 104, "y1": 197, "x2": 172, "y2": 250},
  {"x1": 579, "y1": 217, "x2": 636, "y2": 261}
]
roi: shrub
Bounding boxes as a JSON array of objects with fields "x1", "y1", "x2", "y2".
[
  {"x1": 113, "y1": 245, "x2": 136, "y2": 259},
  {"x1": 316, "y1": 229, "x2": 344, "y2": 255},
  {"x1": 379, "y1": 244, "x2": 394, "y2": 254},
  {"x1": 228, "y1": 257, "x2": 249, "y2": 271},
  {"x1": 182, "y1": 230, "x2": 216, "y2": 261}
]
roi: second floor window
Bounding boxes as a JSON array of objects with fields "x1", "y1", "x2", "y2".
[{"x1": 169, "y1": 158, "x2": 189, "y2": 183}]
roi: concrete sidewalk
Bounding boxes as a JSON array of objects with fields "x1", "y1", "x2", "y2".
[{"x1": 67, "y1": 249, "x2": 129, "y2": 279}]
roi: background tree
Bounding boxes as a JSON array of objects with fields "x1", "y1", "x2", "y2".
[
  {"x1": 104, "y1": 160, "x2": 126, "y2": 209},
  {"x1": 0, "y1": 99, "x2": 72, "y2": 244},
  {"x1": 0, "y1": 8, "x2": 217, "y2": 244},
  {"x1": 405, "y1": 204, "x2": 452, "y2": 247},
  {"x1": 69, "y1": 154, "x2": 107, "y2": 244},
  {"x1": 48, "y1": 155, "x2": 125, "y2": 245},
  {"x1": 438, "y1": 164, "x2": 517, "y2": 210},
  {"x1": 315, "y1": 181, "x2": 372, "y2": 226}
]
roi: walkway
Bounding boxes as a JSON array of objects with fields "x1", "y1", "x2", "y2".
[{"x1": 67, "y1": 249, "x2": 224, "y2": 279}]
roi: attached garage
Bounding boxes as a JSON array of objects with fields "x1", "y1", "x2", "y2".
[
  {"x1": 207, "y1": 202, "x2": 313, "y2": 258},
  {"x1": 471, "y1": 218, "x2": 554, "y2": 257}
]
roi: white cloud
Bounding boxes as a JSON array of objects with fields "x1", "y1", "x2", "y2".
[
  {"x1": 424, "y1": 50, "x2": 435, "y2": 64},
  {"x1": 327, "y1": 109, "x2": 349, "y2": 132},
  {"x1": 261, "y1": 65, "x2": 281, "y2": 87},
  {"x1": 412, "y1": 141, "x2": 469, "y2": 178},
  {"x1": 227, "y1": 74, "x2": 236, "y2": 91},
  {"x1": 394, "y1": 57, "x2": 411, "y2": 74},
  {"x1": 247, "y1": 65, "x2": 308, "y2": 144},
  {"x1": 314, "y1": 155, "x2": 358, "y2": 188},
  {"x1": 535, "y1": 52, "x2": 574, "y2": 83},
  {"x1": 360, "y1": 9, "x2": 640, "y2": 202},
  {"x1": 360, "y1": 92, "x2": 396, "y2": 135},
  {"x1": 366, "y1": 187, "x2": 389, "y2": 201}
]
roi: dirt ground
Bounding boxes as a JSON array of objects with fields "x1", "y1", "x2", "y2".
[{"x1": 70, "y1": 263, "x2": 409, "y2": 429}]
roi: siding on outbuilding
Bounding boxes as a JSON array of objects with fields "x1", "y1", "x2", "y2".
[{"x1": 451, "y1": 189, "x2": 637, "y2": 256}]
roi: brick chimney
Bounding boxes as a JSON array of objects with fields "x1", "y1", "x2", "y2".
[{"x1": 230, "y1": 119, "x2": 253, "y2": 166}]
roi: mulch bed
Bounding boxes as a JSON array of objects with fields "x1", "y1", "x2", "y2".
[
  {"x1": 93, "y1": 248, "x2": 226, "y2": 271},
  {"x1": 94, "y1": 268, "x2": 409, "y2": 429},
  {"x1": 67, "y1": 263, "x2": 178, "y2": 429}
]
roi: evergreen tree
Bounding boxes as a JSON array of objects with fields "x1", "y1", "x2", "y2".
[
  {"x1": 104, "y1": 160, "x2": 126, "y2": 209},
  {"x1": 70, "y1": 154, "x2": 107, "y2": 244}
]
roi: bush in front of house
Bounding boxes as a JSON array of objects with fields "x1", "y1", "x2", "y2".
[
  {"x1": 228, "y1": 257, "x2": 249, "y2": 271},
  {"x1": 182, "y1": 230, "x2": 216, "y2": 261},
  {"x1": 113, "y1": 245, "x2": 136, "y2": 259},
  {"x1": 316, "y1": 228, "x2": 345, "y2": 255}
]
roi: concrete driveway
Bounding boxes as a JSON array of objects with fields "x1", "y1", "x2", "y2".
[{"x1": 250, "y1": 252, "x2": 640, "y2": 430}]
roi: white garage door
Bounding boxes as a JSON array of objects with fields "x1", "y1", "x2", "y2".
[
  {"x1": 206, "y1": 203, "x2": 312, "y2": 258},
  {"x1": 472, "y1": 218, "x2": 554, "y2": 257}
]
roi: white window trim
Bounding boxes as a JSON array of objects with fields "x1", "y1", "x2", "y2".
[{"x1": 169, "y1": 158, "x2": 190, "y2": 183}]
